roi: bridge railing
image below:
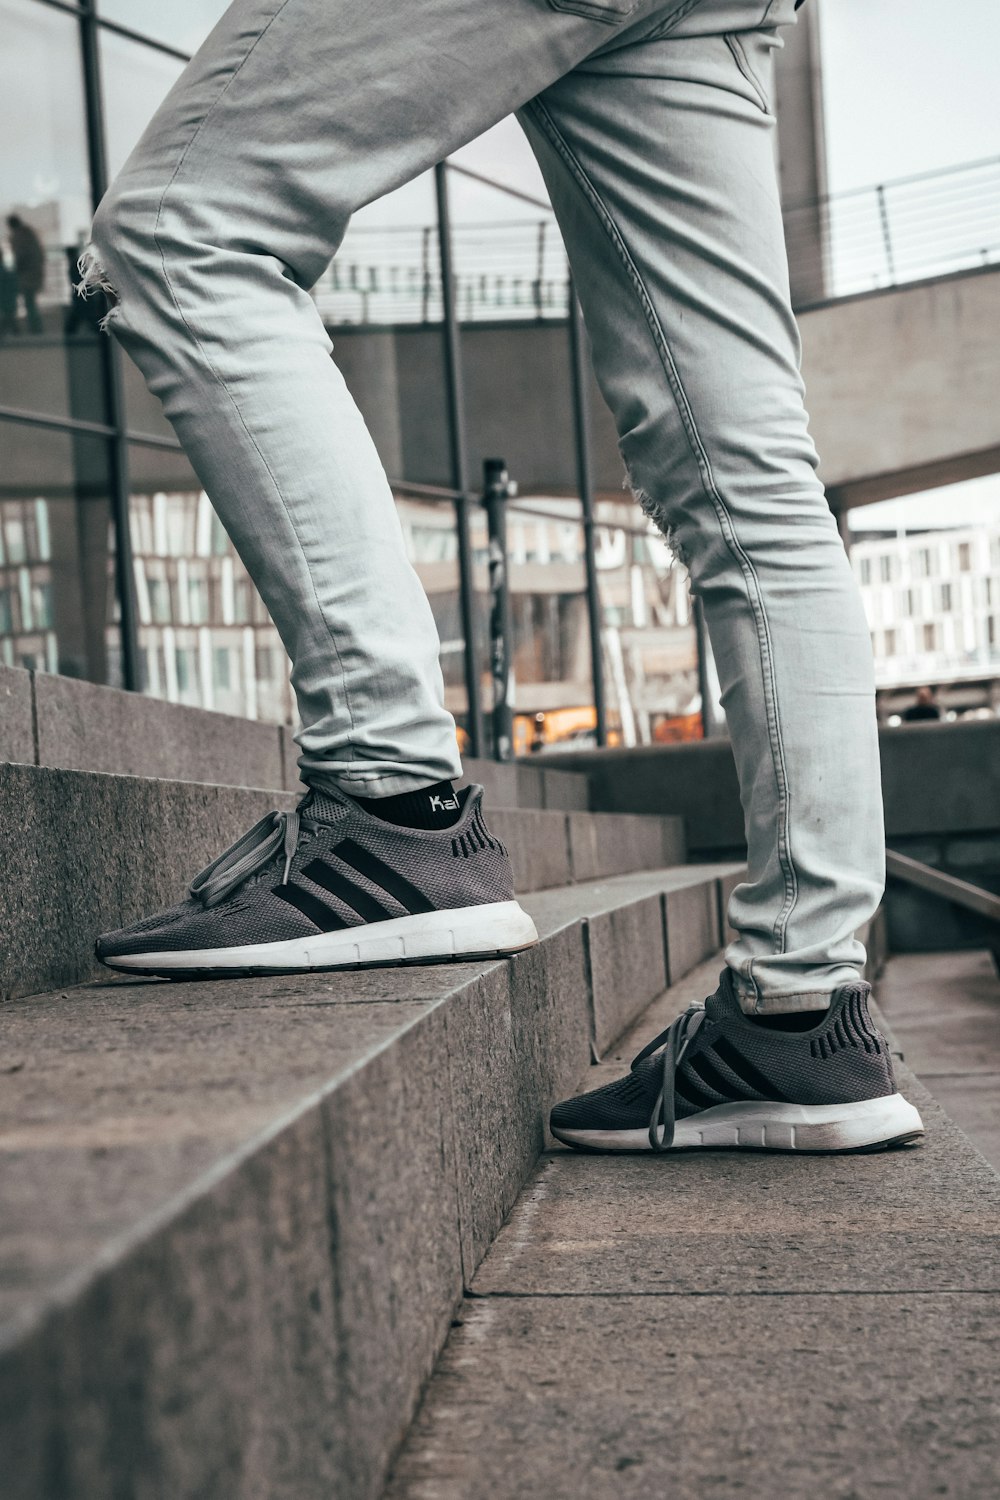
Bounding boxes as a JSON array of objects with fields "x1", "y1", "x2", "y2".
[
  {"x1": 784, "y1": 154, "x2": 1000, "y2": 304},
  {"x1": 311, "y1": 154, "x2": 1000, "y2": 325}
]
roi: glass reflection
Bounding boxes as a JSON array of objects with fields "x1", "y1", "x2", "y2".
[
  {"x1": 128, "y1": 444, "x2": 294, "y2": 723},
  {"x1": 504, "y1": 501, "x2": 594, "y2": 756},
  {"x1": 594, "y1": 501, "x2": 703, "y2": 747},
  {"x1": 0, "y1": 0, "x2": 105, "y2": 422},
  {"x1": 99, "y1": 29, "x2": 184, "y2": 185},
  {"x1": 0, "y1": 421, "x2": 119, "y2": 682}
]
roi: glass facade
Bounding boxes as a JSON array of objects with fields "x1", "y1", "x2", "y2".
[{"x1": 1, "y1": 0, "x2": 708, "y2": 755}]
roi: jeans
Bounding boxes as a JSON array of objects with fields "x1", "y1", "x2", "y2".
[{"x1": 83, "y1": 0, "x2": 884, "y2": 1012}]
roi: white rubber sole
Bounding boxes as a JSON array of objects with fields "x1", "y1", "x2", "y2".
[
  {"x1": 552, "y1": 1093, "x2": 925, "y2": 1154},
  {"x1": 101, "y1": 899, "x2": 539, "y2": 976}
]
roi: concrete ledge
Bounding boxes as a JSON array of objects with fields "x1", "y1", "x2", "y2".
[
  {"x1": 1, "y1": 764, "x2": 297, "y2": 1002},
  {"x1": 525, "y1": 867, "x2": 739, "y2": 1057},
  {"x1": 567, "y1": 810, "x2": 685, "y2": 881},
  {"x1": 0, "y1": 978, "x2": 466, "y2": 1500},
  {"x1": 0, "y1": 667, "x2": 594, "y2": 808},
  {"x1": 547, "y1": 719, "x2": 1000, "y2": 852},
  {"x1": 515, "y1": 761, "x2": 590, "y2": 812},
  {"x1": 0, "y1": 665, "x2": 33, "y2": 765},
  {"x1": 34, "y1": 672, "x2": 286, "y2": 789},
  {"x1": 2, "y1": 764, "x2": 684, "y2": 1003},
  {"x1": 665, "y1": 879, "x2": 722, "y2": 984},
  {"x1": 0, "y1": 869, "x2": 721, "y2": 1499}
]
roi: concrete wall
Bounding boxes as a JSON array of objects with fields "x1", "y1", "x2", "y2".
[
  {"x1": 545, "y1": 718, "x2": 1000, "y2": 954},
  {"x1": 546, "y1": 718, "x2": 1000, "y2": 852},
  {"x1": 773, "y1": 0, "x2": 829, "y2": 307},
  {"x1": 801, "y1": 268, "x2": 1000, "y2": 510}
]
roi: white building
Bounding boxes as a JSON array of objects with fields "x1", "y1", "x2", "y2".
[{"x1": 850, "y1": 521, "x2": 1000, "y2": 712}]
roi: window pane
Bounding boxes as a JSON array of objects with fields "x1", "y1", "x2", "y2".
[
  {"x1": 593, "y1": 501, "x2": 702, "y2": 749},
  {"x1": 0, "y1": 0, "x2": 107, "y2": 422},
  {"x1": 128, "y1": 443, "x2": 294, "y2": 723},
  {"x1": 97, "y1": 0, "x2": 231, "y2": 55},
  {"x1": 0, "y1": 420, "x2": 120, "y2": 681},
  {"x1": 100, "y1": 30, "x2": 185, "y2": 186}
]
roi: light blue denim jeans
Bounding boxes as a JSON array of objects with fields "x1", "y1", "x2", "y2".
[{"x1": 82, "y1": 0, "x2": 884, "y2": 1012}]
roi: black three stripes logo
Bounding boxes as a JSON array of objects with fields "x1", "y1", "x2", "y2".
[
  {"x1": 272, "y1": 840, "x2": 435, "y2": 932},
  {"x1": 676, "y1": 1038, "x2": 792, "y2": 1109}
]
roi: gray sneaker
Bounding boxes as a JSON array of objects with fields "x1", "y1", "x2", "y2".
[
  {"x1": 97, "y1": 784, "x2": 538, "y2": 977},
  {"x1": 550, "y1": 970, "x2": 924, "y2": 1154}
]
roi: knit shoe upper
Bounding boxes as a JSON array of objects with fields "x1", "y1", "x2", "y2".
[
  {"x1": 551, "y1": 969, "x2": 901, "y2": 1150},
  {"x1": 97, "y1": 783, "x2": 516, "y2": 964}
]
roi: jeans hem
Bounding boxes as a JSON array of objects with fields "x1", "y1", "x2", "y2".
[
  {"x1": 302, "y1": 766, "x2": 464, "y2": 799},
  {"x1": 732, "y1": 979, "x2": 863, "y2": 1016}
]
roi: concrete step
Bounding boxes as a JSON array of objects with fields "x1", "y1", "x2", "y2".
[
  {"x1": 0, "y1": 663, "x2": 591, "y2": 810},
  {"x1": 0, "y1": 863, "x2": 740, "y2": 1500},
  {"x1": 385, "y1": 957, "x2": 1000, "y2": 1500},
  {"x1": 1, "y1": 762, "x2": 682, "y2": 1002}
]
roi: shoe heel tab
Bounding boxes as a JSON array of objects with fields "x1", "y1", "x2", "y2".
[{"x1": 813, "y1": 982, "x2": 889, "y2": 1062}]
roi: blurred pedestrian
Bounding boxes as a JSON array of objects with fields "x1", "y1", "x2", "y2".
[
  {"x1": 902, "y1": 685, "x2": 941, "y2": 722},
  {"x1": 0, "y1": 246, "x2": 18, "y2": 337},
  {"x1": 7, "y1": 214, "x2": 44, "y2": 334}
]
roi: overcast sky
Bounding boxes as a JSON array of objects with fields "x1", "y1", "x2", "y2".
[{"x1": 819, "y1": 0, "x2": 1000, "y2": 192}]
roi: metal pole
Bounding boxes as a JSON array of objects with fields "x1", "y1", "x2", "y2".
[
  {"x1": 567, "y1": 282, "x2": 608, "y2": 746},
  {"x1": 434, "y1": 162, "x2": 484, "y2": 758},
  {"x1": 421, "y1": 226, "x2": 432, "y2": 323},
  {"x1": 483, "y1": 458, "x2": 515, "y2": 761},
  {"x1": 79, "y1": 0, "x2": 142, "y2": 694},
  {"x1": 534, "y1": 222, "x2": 546, "y2": 320},
  {"x1": 876, "y1": 184, "x2": 896, "y2": 285}
]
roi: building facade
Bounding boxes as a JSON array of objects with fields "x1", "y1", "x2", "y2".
[{"x1": 851, "y1": 522, "x2": 1000, "y2": 716}]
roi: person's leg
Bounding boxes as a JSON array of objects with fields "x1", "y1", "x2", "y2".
[
  {"x1": 538, "y1": 0, "x2": 921, "y2": 1150},
  {"x1": 87, "y1": 0, "x2": 701, "y2": 975},
  {"x1": 22, "y1": 288, "x2": 43, "y2": 334},
  {"x1": 519, "y1": 0, "x2": 884, "y2": 1015},
  {"x1": 81, "y1": 0, "x2": 670, "y2": 797}
]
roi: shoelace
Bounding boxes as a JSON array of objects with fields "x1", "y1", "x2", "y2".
[
  {"x1": 631, "y1": 1001, "x2": 707, "y2": 1152},
  {"x1": 189, "y1": 799, "x2": 321, "y2": 908}
]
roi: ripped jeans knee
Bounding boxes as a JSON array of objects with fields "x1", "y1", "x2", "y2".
[
  {"x1": 75, "y1": 244, "x2": 120, "y2": 333},
  {"x1": 622, "y1": 469, "x2": 692, "y2": 569}
]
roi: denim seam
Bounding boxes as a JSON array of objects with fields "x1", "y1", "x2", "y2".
[
  {"x1": 724, "y1": 32, "x2": 769, "y2": 112},
  {"x1": 148, "y1": 0, "x2": 359, "y2": 769},
  {"x1": 525, "y1": 97, "x2": 799, "y2": 956},
  {"x1": 642, "y1": 0, "x2": 708, "y2": 42}
]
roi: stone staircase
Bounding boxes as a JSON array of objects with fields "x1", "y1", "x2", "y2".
[
  {"x1": 0, "y1": 665, "x2": 742, "y2": 1499},
  {"x1": 387, "y1": 956, "x2": 1000, "y2": 1499}
]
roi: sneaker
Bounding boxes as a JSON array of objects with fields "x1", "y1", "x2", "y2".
[
  {"x1": 550, "y1": 970, "x2": 924, "y2": 1154},
  {"x1": 96, "y1": 783, "x2": 538, "y2": 977}
]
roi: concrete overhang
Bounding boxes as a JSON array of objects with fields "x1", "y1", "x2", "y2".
[{"x1": 798, "y1": 264, "x2": 1000, "y2": 512}]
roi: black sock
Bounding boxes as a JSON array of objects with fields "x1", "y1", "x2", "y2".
[
  {"x1": 747, "y1": 1009, "x2": 831, "y2": 1032},
  {"x1": 356, "y1": 779, "x2": 464, "y2": 830}
]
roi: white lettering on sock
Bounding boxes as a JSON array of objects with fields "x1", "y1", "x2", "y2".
[{"x1": 429, "y1": 794, "x2": 459, "y2": 812}]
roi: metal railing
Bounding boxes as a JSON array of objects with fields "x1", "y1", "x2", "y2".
[
  {"x1": 310, "y1": 155, "x2": 1000, "y2": 324},
  {"x1": 784, "y1": 155, "x2": 1000, "y2": 302},
  {"x1": 886, "y1": 850, "x2": 1000, "y2": 926}
]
